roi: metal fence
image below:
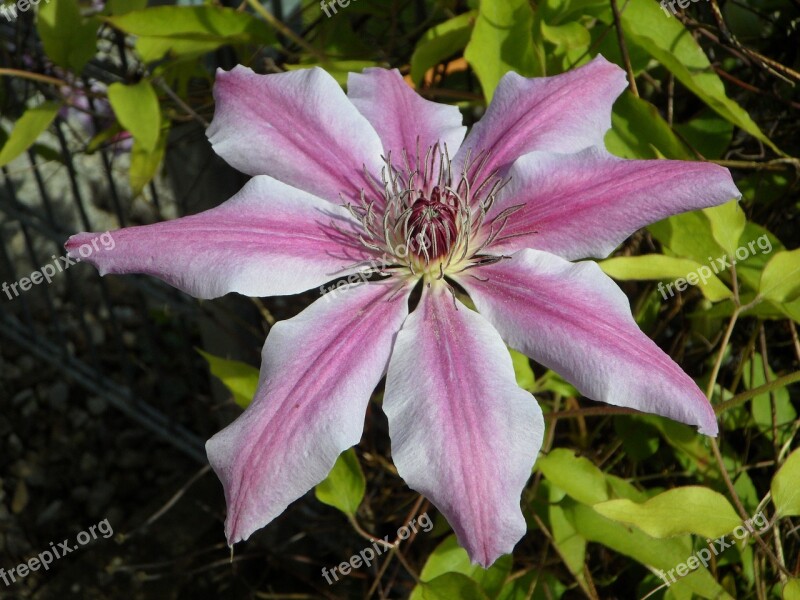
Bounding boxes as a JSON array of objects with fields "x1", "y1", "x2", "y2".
[{"x1": 0, "y1": 16, "x2": 264, "y2": 464}]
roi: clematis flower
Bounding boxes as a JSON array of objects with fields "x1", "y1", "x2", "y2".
[{"x1": 66, "y1": 56, "x2": 740, "y2": 567}]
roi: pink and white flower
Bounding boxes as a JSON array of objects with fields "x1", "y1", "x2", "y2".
[{"x1": 66, "y1": 56, "x2": 739, "y2": 567}]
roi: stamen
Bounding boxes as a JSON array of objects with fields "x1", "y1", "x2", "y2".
[{"x1": 346, "y1": 144, "x2": 520, "y2": 278}]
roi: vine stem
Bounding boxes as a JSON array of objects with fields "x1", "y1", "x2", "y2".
[
  {"x1": 714, "y1": 370, "x2": 800, "y2": 414},
  {"x1": 0, "y1": 68, "x2": 67, "y2": 87},
  {"x1": 244, "y1": 0, "x2": 327, "y2": 62},
  {"x1": 703, "y1": 269, "x2": 789, "y2": 579}
]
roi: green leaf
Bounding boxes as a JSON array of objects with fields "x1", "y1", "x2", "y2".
[
  {"x1": 565, "y1": 501, "x2": 733, "y2": 599},
  {"x1": 536, "y1": 448, "x2": 609, "y2": 505},
  {"x1": 411, "y1": 535, "x2": 511, "y2": 600},
  {"x1": 611, "y1": 0, "x2": 779, "y2": 154},
  {"x1": 743, "y1": 353, "x2": 796, "y2": 443},
  {"x1": 108, "y1": 80, "x2": 161, "y2": 153},
  {"x1": 105, "y1": 5, "x2": 274, "y2": 61},
  {"x1": 548, "y1": 500, "x2": 588, "y2": 591},
  {"x1": 418, "y1": 573, "x2": 490, "y2": 600},
  {"x1": 705, "y1": 200, "x2": 746, "y2": 259},
  {"x1": 315, "y1": 448, "x2": 365, "y2": 517},
  {"x1": 605, "y1": 90, "x2": 692, "y2": 160},
  {"x1": 510, "y1": 349, "x2": 535, "y2": 391},
  {"x1": 733, "y1": 224, "x2": 781, "y2": 292},
  {"x1": 540, "y1": 20, "x2": 590, "y2": 50},
  {"x1": 37, "y1": 0, "x2": 99, "y2": 71},
  {"x1": 464, "y1": 0, "x2": 542, "y2": 101},
  {"x1": 641, "y1": 416, "x2": 718, "y2": 479},
  {"x1": 599, "y1": 254, "x2": 732, "y2": 302},
  {"x1": 649, "y1": 210, "x2": 726, "y2": 267},
  {"x1": 108, "y1": 0, "x2": 147, "y2": 15},
  {"x1": 129, "y1": 124, "x2": 168, "y2": 197},
  {"x1": 760, "y1": 248, "x2": 800, "y2": 303},
  {"x1": 614, "y1": 416, "x2": 659, "y2": 461},
  {"x1": 287, "y1": 60, "x2": 381, "y2": 86},
  {"x1": 784, "y1": 579, "x2": 800, "y2": 600},
  {"x1": 674, "y1": 112, "x2": 733, "y2": 159},
  {"x1": 197, "y1": 349, "x2": 259, "y2": 409},
  {"x1": 772, "y1": 448, "x2": 800, "y2": 517},
  {"x1": 411, "y1": 11, "x2": 475, "y2": 85},
  {"x1": 0, "y1": 102, "x2": 60, "y2": 168},
  {"x1": 534, "y1": 369, "x2": 579, "y2": 397},
  {"x1": 593, "y1": 486, "x2": 741, "y2": 539}
]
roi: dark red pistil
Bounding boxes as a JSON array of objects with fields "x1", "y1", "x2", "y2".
[{"x1": 407, "y1": 187, "x2": 459, "y2": 259}]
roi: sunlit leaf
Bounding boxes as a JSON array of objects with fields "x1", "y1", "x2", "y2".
[
  {"x1": 593, "y1": 486, "x2": 741, "y2": 539},
  {"x1": 410, "y1": 535, "x2": 511, "y2": 600},
  {"x1": 783, "y1": 578, "x2": 800, "y2": 600},
  {"x1": 610, "y1": 0, "x2": 779, "y2": 153},
  {"x1": 108, "y1": 80, "x2": 161, "y2": 153},
  {"x1": 537, "y1": 448, "x2": 609, "y2": 505},
  {"x1": 566, "y1": 500, "x2": 734, "y2": 599},
  {"x1": 705, "y1": 199, "x2": 746, "y2": 259},
  {"x1": 129, "y1": 125, "x2": 168, "y2": 197},
  {"x1": 510, "y1": 349, "x2": 535, "y2": 391},
  {"x1": 760, "y1": 248, "x2": 800, "y2": 303},
  {"x1": 772, "y1": 448, "x2": 800, "y2": 517},
  {"x1": 197, "y1": 349, "x2": 259, "y2": 409},
  {"x1": 0, "y1": 102, "x2": 60, "y2": 168},
  {"x1": 315, "y1": 448, "x2": 365, "y2": 517},
  {"x1": 418, "y1": 572, "x2": 489, "y2": 600},
  {"x1": 464, "y1": 0, "x2": 542, "y2": 101},
  {"x1": 105, "y1": 5, "x2": 274, "y2": 61},
  {"x1": 599, "y1": 254, "x2": 732, "y2": 302}
]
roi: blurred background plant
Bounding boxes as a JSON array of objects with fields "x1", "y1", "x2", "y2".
[{"x1": 0, "y1": 0, "x2": 799, "y2": 598}]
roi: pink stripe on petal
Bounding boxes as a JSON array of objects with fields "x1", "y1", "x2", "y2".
[
  {"x1": 454, "y1": 250, "x2": 718, "y2": 435},
  {"x1": 207, "y1": 278, "x2": 412, "y2": 544},
  {"x1": 348, "y1": 68, "x2": 466, "y2": 167},
  {"x1": 207, "y1": 66, "x2": 384, "y2": 203},
  {"x1": 484, "y1": 148, "x2": 740, "y2": 260},
  {"x1": 383, "y1": 282, "x2": 544, "y2": 567},
  {"x1": 453, "y1": 55, "x2": 627, "y2": 181},
  {"x1": 65, "y1": 176, "x2": 377, "y2": 299}
]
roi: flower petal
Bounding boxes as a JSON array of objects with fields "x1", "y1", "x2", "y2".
[
  {"x1": 65, "y1": 175, "x2": 377, "y2": 299},
  {"x1": 207, "y1": 278, "x2": 412, "y2": 544},
  {"x1": 347, "y1": 68, "x2": 466, "y2": 164},
  {"x1": 453, "y1": 55, "x2": 627, "y2": 180},
  {"x1": 453, "y1": 249, "x2": 718, "y2": 435},
  {"x1": 383, "y1": 282, "x2": 544, "y2": 567},
  {"x1": 484, "y1": 147, "x2": 740, "y2": 260},
  {"x1": 207, "y1": 66, "x2": 384, "y2": 202}
]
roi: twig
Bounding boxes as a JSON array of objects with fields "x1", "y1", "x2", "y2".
[
  {"x1": 714, "y1": 370, "x2": 800, "y2": 414},
  {"x1": 609, "y1": 0, "x2": 638, "y2": 97}
]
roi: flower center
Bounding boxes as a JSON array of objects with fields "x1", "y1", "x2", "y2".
[
  {"x1": 407, "y1": 187, "x2": 459, "y2": 260},
  {"x1": 343, "y1": 144, "x2": 518, "y2": 280}
]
